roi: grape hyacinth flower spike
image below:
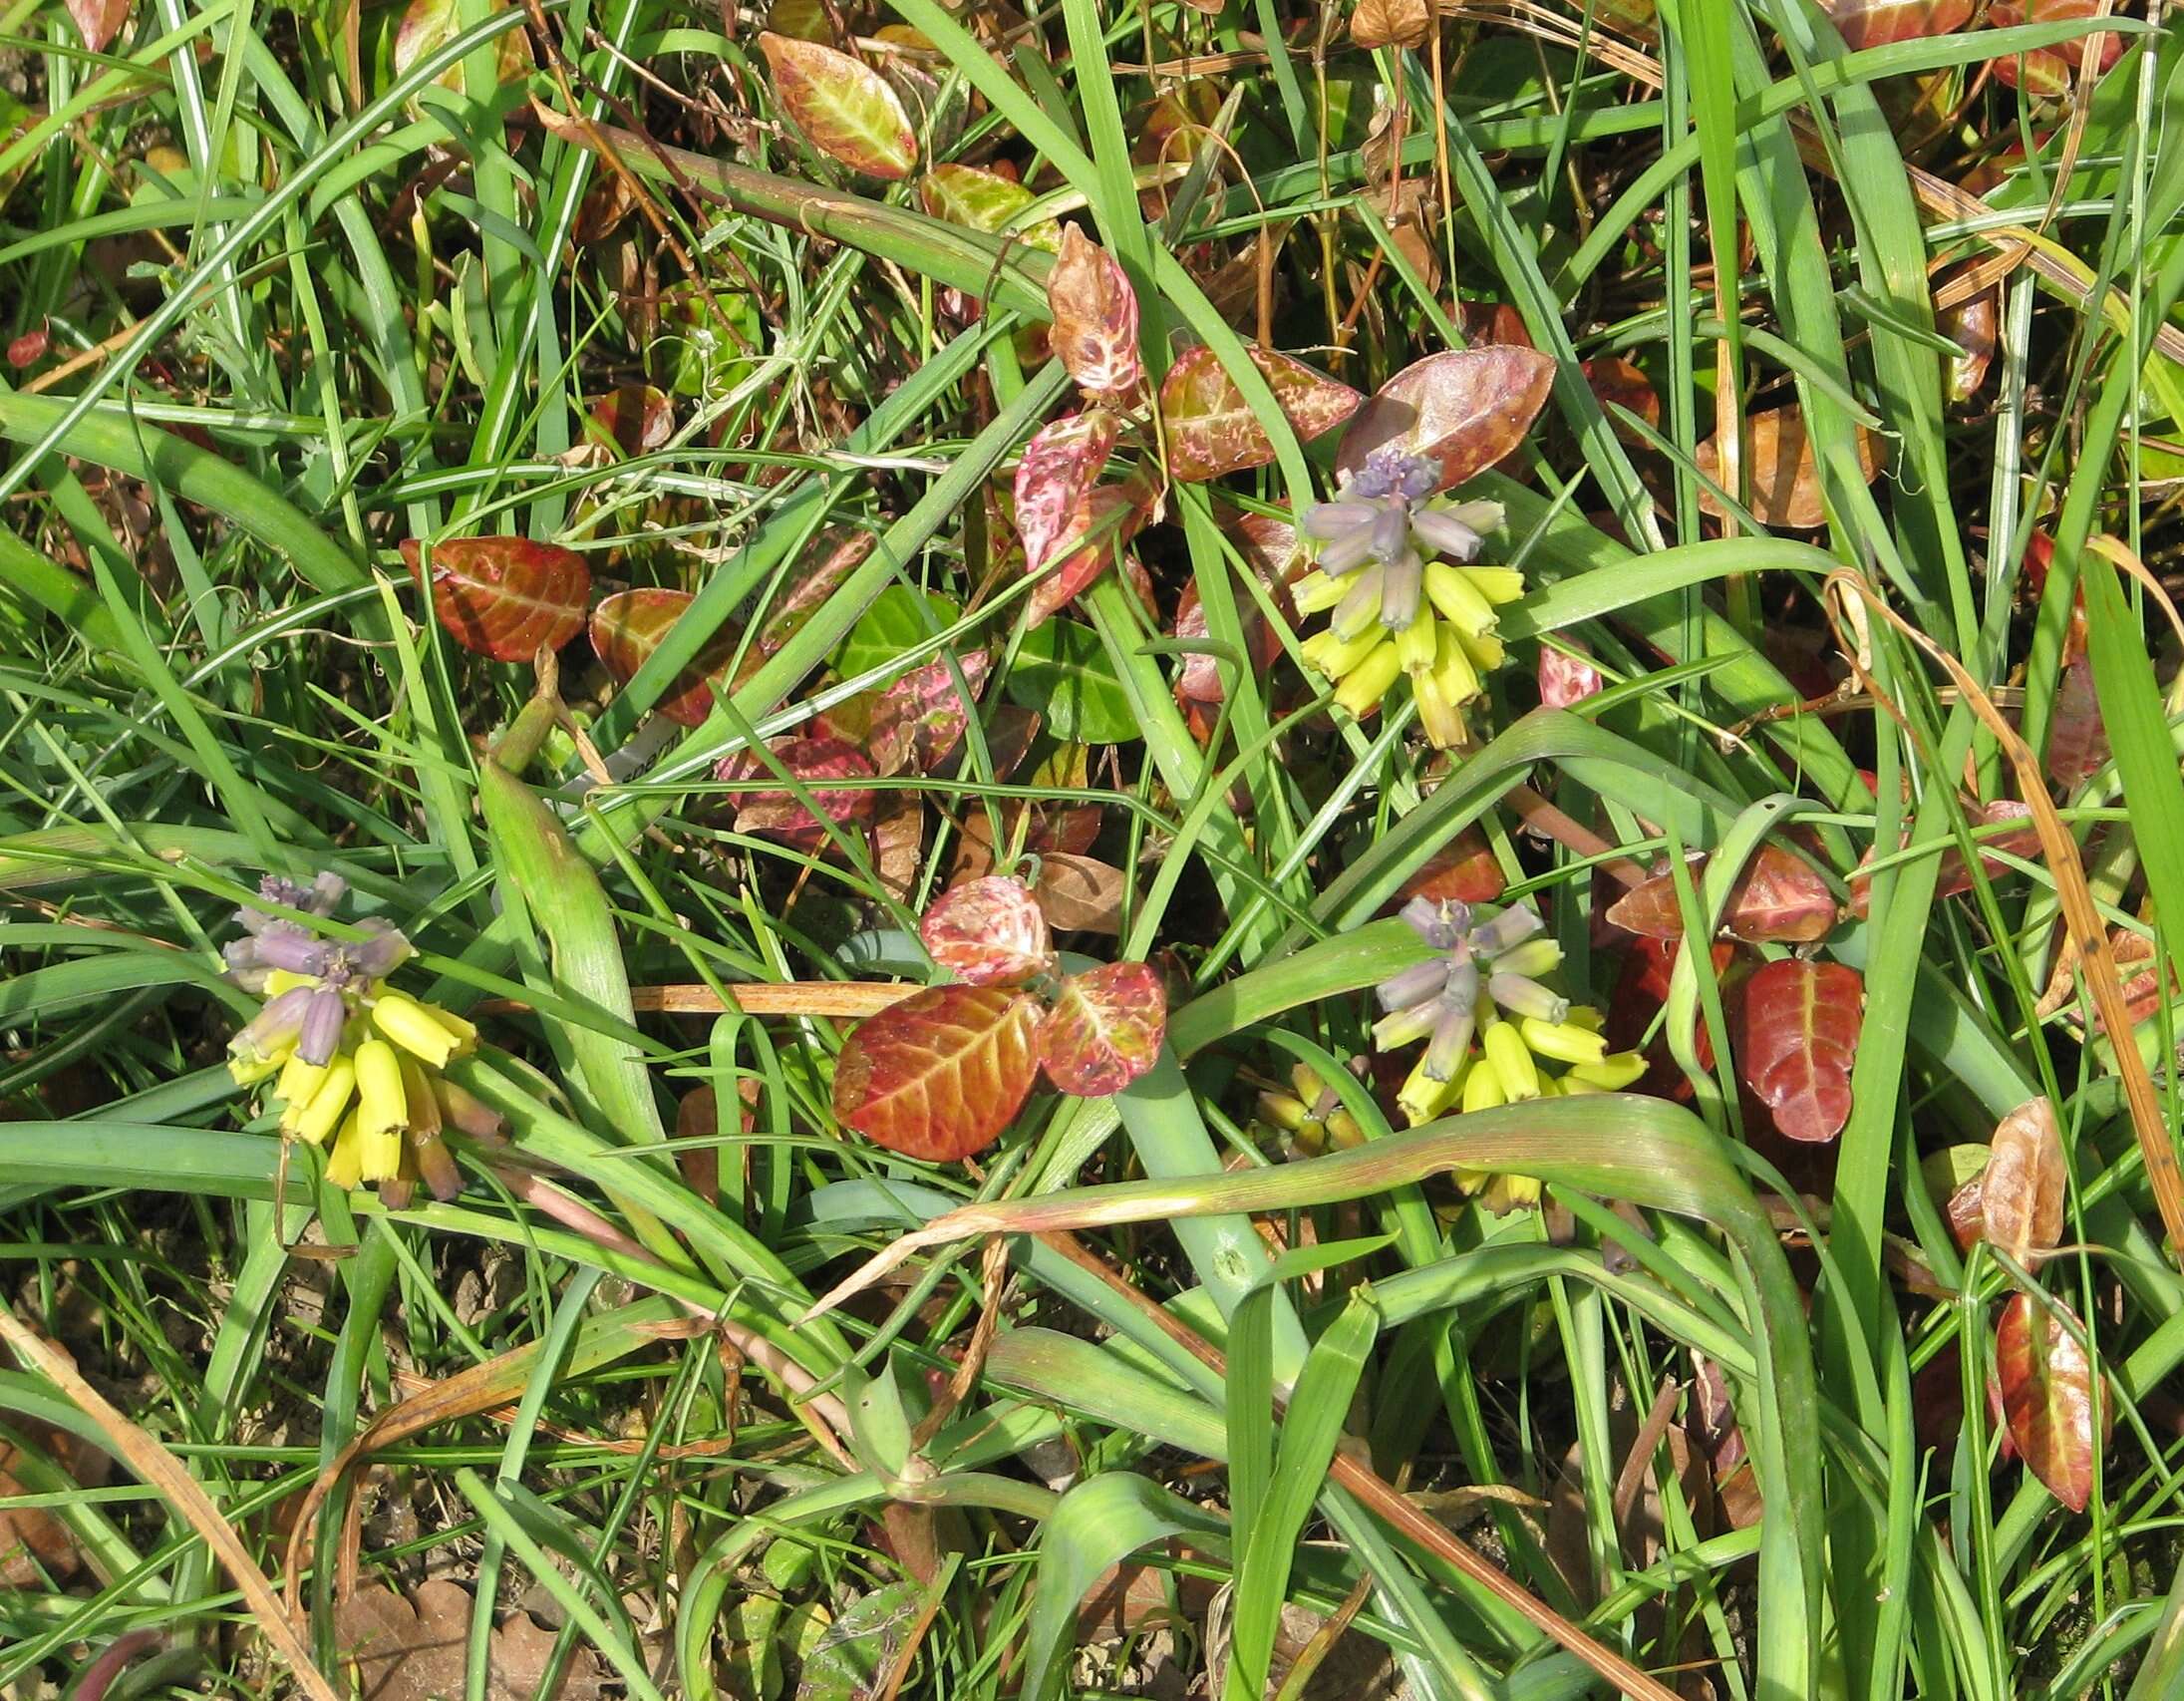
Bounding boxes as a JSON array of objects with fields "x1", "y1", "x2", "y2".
[
  {"x1": 221, "y1": 872, "x2": 493, "y2": 1201},
  {"x1": 1371, "y1": 895, "x2": 1646, "y2": 1212},
  {"x1": 1295, "y1": 447, "x2": 1523, "y2": 747}
]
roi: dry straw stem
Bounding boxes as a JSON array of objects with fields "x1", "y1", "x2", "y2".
[
  {"x1": 0, "y1": 1299, "x2": 344, "y2": 1701},
  {"x1": 1820, "y1": 567, "x2": 2184, "y2": 1258},
  {"x1": 1030, "y1": 1230, "x2": 1683, "y2": 1701}
]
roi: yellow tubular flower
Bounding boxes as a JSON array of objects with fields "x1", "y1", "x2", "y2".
[
  {"x1": 1461, "y1": 1058, "x2": 1507, "y2": 1114},
  {"x1": 359, "y1": 1129, "x2": 404, "y2": 1183},
  {"x1": 1333, "y1": 640, "x2": 1404, "y2": 717},
  {"x1": 263, "y1": 969, "x2": 317, "y2": 997},
  {"x1": 228, "y1": 1050, "x2": 289, "y2": 1088},
  {"x1": 429, "y1": 1004, "x2": 477, "y2": 1053},
  {"x1": 370, "y1": 991, "x2": 461, "y2": 1068},
  {"x1": 1485, "y1": 1174, "x2": 1543, "y2": 1212},
  {"x1": 1466, "y1": 567, "x2": 1525, "y2": 605},
  {"x1": 354, "y1": 1040, "x2": 408, "y2": 1141},
  {"x1": 1394, "y1": 612, "x2": 1438, "y2": 672},
  {"x1": 1400, "y1": 1053, "x2": 1464, "y2": 1127},
  {"x1": 1482, "y1": 1021, "x2": 1541, "y2": 1101},
  {"x1": 274, "y1": 1052, "x2": 328, "y2": 1111},
  {"x1": 1567, "y1": 1051, "x2": 1649, "y2": 1092},
  {"x1": 1520, "y1": 1017, "x2": 1610, "y2": 1067},
  {"x1": 1301, "y1": 624, "x2": 1386, "y2": 680},
  {"x1": 324, "y1": 1111, "x2": 365, "y2": 1190},
  {"x1": 1421, "y1": 563, "x2": 1498, "y2": 638},
  {"x1": 1459, "y1": 629, "x2": 1506, "y2": 672},
  {"x1": 291, "y1": 1056, "x2": 357, "y2": 1147},
  {"x1": 1290, "y1": 572, "x2": 1348, "y2": 616}
]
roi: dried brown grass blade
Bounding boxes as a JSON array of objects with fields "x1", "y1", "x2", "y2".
[
  {"x1": 1821, "y1": 571, "x2": 2184, "y2": 1257},
  {"x1": 0, "y1": 1301, "x2": 342, "y2": 1701}
]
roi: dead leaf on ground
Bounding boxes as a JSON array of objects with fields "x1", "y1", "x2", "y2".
[
  {"x1": 1696, "y1": 408, "x2": 1883, "y2": 530},
  {"x1": 334, "y1": 1579, "x2": 607, "y2": 1701}
]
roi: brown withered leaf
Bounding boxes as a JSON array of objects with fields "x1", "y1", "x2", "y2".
[
  {"x1": 1981, "y1": 1097, "x2": 2065, "y2": 1266},
  {"x1": 67, "y1": 0, "x2": 131, "y2": 52},
  {"x1": 1034, "y1": 852, "x2": 1125, "y2": 933},
  {"x1": 1696, "y1": 408, "x2": 1884, "y2": 530},
  {"x1": 1336, "y1": 347, "x2": 1556, "y2": 495},
  {"x1": 1352, "y1": 0, "x2": 1432, "y2": 49}
]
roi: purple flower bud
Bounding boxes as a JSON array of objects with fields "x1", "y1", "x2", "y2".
[
  {"x1": 307, "y1": 871, "x2": 348, "y2": 914},
  {"x1": 1379, "y1": 555, "x2": 1422, "y2": 630},
  {"x1": 1318, "y1": 520, "x2": 1381, "y2": 576},
  {"x1": 1395, "y1": 457, "x2": 1439, "y2": 503},
  {"x1": 254, "y1": 926, "x2": 332, "y2": 976},
  {"x1": 1332, "y1": 564, "x2": 1387, "y2": 642},
  {"x1": 223, "y1": 937, "x2": 270, "y2": 991},
  {"x1": 1399, "y1": 896, "x2": 1469, "y2": 950},
  {"x1": 345, "y1": 919, "x2": 415, "y2": 979},
  {"x1": 1375, "y1": 956, "x2": 1451, "y2": 1014},
  {"x1": 1369, "y1": 504, "x2": 1409, "y2": 563},
  {"x1": 1408, "y1": 507, "x2": 1485, "y2": 562},
  {"x1": 1305, "y1": 500, "x2": 1379, "y2": 539},
  {"x1": 1423, "y1": 1002, "x2": 1475, "y2": 1082},
  {"x1": 297, "y1": 985, "x2": 349, "y2": 1067},
  {"x1": 230, "y1": 984, "x2": 313, "y2": 1061},
  {"x1": 1468, "y1": 905, "x2": 1544, "y2": 958},
  {"x1": 1444, "y1": 956, "x2": 1479, "y2": 1014},
  {"x1": 1488, "y1": 972, "x2": 1568, "y2": 1024}
]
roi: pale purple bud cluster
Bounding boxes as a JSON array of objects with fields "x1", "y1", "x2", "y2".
[
  {"x1": 1302, "y1": 451, "x2": 1502, "y2": 641},
  {"x1": 1373, "y1": 896, "x2": 1563, "y2": 1082},
  {"x1": 223, "y1": 874, "x2": 415, "y2": 1066}
]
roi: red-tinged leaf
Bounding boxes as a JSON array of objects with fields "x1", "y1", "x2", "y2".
[
  {"x1": 1818, "y1": 0, "x2": 1974, "y2": 49},
  {"x1": 1982, "y1": 1097, "x2": 2064, "y2": 1266},
  {"x1": 400, "y1": 537, "x2": 590, "y2": 663},
  {"x1": 1037, "y1": 960, "x2": 1166, "y2": 1097},
  {"x1": 587, "y1": 382, "x2": 673, "y2": 458},
  {"x1": 1399, "y1": 828, "x2": 1505, "y2": 906},
  {"x1": 1538, "y1": 643, "x2": 1603, "y2": 709},
  {"x1": 1459, "y1": 302, "x2": 1534, "y2": 349},
  {"x1": 1944, "y1": 287, "x2": 1998, "y2": 401},
  {"x1": 589, "y1": 588, "x2": 743, "y2": 727},
  {"x1": 758, "y1": 32, "x2": 918, "y2": 178},
  {"x1": 1336, "y1": 347, "x2": 1557, "y2": 495},
  {"x1": 920, "y1": 875, "x2": 1055, "y2": 987},
  {"x1": 1581, "y1": 356, "x2": 1661, "y2": 444},
  {"x1": 1171, "y1": 579, "x2": 1283, "y2": 708},
  {"x1": 1947, "y1": 1175, "x2": 1986, "y2": 1252},
  {"x1": 1697, "y1": 408, "x2": 1884, "y2": 530},
  {"x1": 1606, "y1": 846, "x2": 1835, "y2": 944},
  {"x1": 831, "y1": 984, "x2": 1043, "y2": 1160},
  {"x1": 1158, "y1": 344, "x2": 1363, "y2": 483},
  {"x1": 868, "y1": 651, "x2": 992, "y2": 777},
  {"x1": 1034, "y1": 853, "x2": 1125, "y2": 934},
  {"x1": 1016, "y1": 411, "x2": 1120, "y2": 573},
  {"x1": 6, "y1": 325, "x2": 49, "y2": 370},
  {"x1": 1027, "y1": 485, "x2": 1150, "y2": 627},
  {"x1": 67, "y1": 0, "x2": 130, "y2": 51},
  {"x1": 1987, "y1": 0, "x2": 2120, "y2": 97},
  {"x1": 721, "y1": 736, "x2": 876, "y2": 850},
  {"x1": 2046, "y1": 656, "x2": 2108, "y2": 792},
  {"x1": 1739, "y1": 959, "x2": 1863, "y2": 1143},
  {"x1": 1995, "y1": 1293, "x2": 2102, "y2": 1511},
  {"x1": 1047, "y1": 226, "x2": 1141, "y2": 402}
]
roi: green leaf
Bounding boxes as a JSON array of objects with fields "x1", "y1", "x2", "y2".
[
  {"x1": 758, "y1": 32, "x2": 918, "y2": 179},
  {"x1": 834, "y1": 585, "x2": 959, "y2": 681},
  {"x1": 1006, "y1": 618, "x2": 1139, "y2": 744}
]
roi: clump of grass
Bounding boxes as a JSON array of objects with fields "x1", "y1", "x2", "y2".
[{"x1": 5, "y1": 2, "x2": 2184, "y2": 1699}]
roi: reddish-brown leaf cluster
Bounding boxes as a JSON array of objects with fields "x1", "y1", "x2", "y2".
[
  {"x1": 832, "y1": 876, "x2": 1168, "y2": 1161},
  {"x1": 1736, "y1": 959, "x2": 1863, "y2": 1143}
]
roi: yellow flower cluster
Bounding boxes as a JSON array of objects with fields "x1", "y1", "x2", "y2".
[
  {"x1": 1295, "y1": 558, "x2": 1524, "y2": 748},
  {"x1": 1396, "y1": 1006, "x2": 1646, "y2": 1212},
  {"x1": 234, "y1": 976, "x2": 481, "y2": 1198}
]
